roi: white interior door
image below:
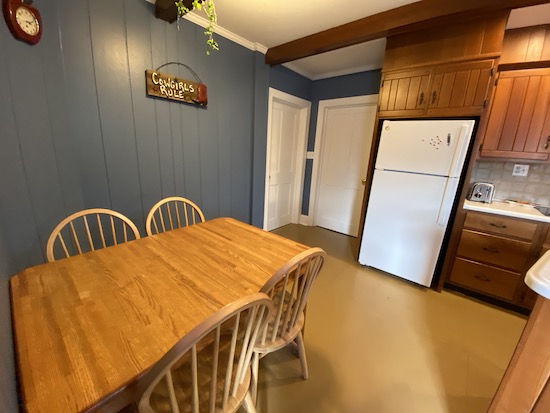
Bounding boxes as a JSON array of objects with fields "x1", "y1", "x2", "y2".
[
  {"x1": 265, "y1": 89, "x2": 310, "y2": 231},
  {"x1": 314, "y1": 96, "x2": 378, "y2": 236}
]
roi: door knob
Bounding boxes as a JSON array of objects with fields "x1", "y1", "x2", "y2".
[{"x1": 362, "y1": 179, "x2": 366, "y2": 185}]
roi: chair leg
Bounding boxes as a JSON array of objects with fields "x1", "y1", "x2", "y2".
[
  {"x1": 295, "y1": 331, "x2": 309, "y2": 380},
  {"x1": 242, "y1": 392, "x2": 257, "y2": 413},
  {"x1": 250, "y1": 352, "x2": 260, "y2": 405}
]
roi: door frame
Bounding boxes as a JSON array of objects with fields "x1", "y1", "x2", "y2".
[
  {"x1": 263, "y1": 88, "x2": 311, "y2": 230},
  {"x1": 305, "y1": 94, "x2": 379, "y2": 229}
]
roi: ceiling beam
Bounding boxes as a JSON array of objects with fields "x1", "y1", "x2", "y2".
[{"x1": 265, "y1": 0, "x2": 550, "y2": 66}]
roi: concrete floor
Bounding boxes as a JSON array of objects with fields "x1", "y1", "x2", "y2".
[{"x1": 253, "y1": 224, "x2": 527, "y2": 413}]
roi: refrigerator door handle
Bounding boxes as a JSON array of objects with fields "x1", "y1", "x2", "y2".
[
  {"x1": 437, "y1": 179, "x2": 459, "y2": 226},
  {"x1": 448, "y1": 124, "x2": 474, "y2": 177}
]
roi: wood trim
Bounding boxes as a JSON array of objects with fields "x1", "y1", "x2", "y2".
[
  {"x1": 488, "y1": 295, "x2": 550, "y2": 413},
  {"x1": 381, "y1": 53, "x2": 501, "y2": 72},
  {"x1": 436, "y1": 114, "x2": 488, "y2": 292},
  {"x1": 479, "y1": 149, "x2": 550, "y2": 160},
  {"x1": 265, "y1": 0, "x2": 550, "y2": 65},
  {"x1": 383, "y1": 17, "x2": 506, "y2": 70},
  {"x1": 499, "y1": 60, "x2": 550, "y2": 71},
  {"x1": 501, "y1": 24, "x2": 550, "y2": 65},
  {"x1": 354, "y1": 116, "x2": 382, "y2": 260}
]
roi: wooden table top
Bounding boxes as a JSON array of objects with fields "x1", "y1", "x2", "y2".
[{"x1": 10, "y1": 217, "x2": 309, "y2": 413}]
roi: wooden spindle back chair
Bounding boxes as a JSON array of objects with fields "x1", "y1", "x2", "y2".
[
  {"x1": 137, "y1": 293, "x2": 273, "y2": 413},
  {"x1": 146, "y1": 197, "x2": 205, "y2": 236},
  {"x1": 251, "y1": 247, "x2": 326, "y2": 402},
  {"x1": 46, "y1": 208, "x2": 140, "y2": 262}
]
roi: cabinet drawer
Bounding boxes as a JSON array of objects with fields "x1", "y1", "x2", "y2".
[
  {"x1": 457, "y1": 230, "x2": 531, "y2": 271},
  {"x1": 449, "y1": 258, "x2": 520, "y2": 301},
  {"x1": 464, "y1": 212, "x2": 537, "y2": 240}
]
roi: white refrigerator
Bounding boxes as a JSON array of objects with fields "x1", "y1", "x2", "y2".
[{"x1": 358, "y1": 119, "x2": 476, "y2": 287}]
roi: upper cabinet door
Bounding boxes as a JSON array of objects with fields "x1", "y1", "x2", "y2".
[
  {"x1": 378, "y1": 67, "x2": 432, "y2": 118},
  {"x1": 427, "y1": 60, "x2": 495, "y2": 117},
  {"x1": 480, "y1": 68, "x2": 550, "y2": 161},
  {"x1": 378, "y1": 60, "x2": 495, "y2": 118}
]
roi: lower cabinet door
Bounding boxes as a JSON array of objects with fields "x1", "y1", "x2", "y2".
[{"x1": 449, "y1": 258, "x2": 520, "y2": 301}]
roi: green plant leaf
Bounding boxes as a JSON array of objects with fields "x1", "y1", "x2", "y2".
[{"x1": 175, "y1": 0, "x2": 219, "y2": 54}]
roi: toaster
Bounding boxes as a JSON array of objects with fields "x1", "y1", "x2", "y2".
[{"x1": 468, "y1": 182, "x2": 495, "y2": 203}]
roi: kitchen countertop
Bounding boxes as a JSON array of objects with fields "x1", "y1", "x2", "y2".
[
  {"x1": 463, "y1": 199, "x2": 550, "y2": 223},
  {"x1": 525, "y1": 250, "x2": 550, "y2": 300}
]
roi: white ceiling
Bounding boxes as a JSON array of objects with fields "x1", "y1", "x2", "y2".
[{"x1": 149, "y1": 1, "x2": 550, "y2": 80}]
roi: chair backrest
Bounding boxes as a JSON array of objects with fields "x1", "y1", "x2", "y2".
[
  {"x1": 146, "y1": 197, "x2": 205, "y2": 236},
  {"x1": 46, "y1": 208, "x2": 141, "y2": 262},
  {"x1": 137, "y1": 293, "x2": 273, "y2": 413},
  {"x1": 257, "y1": 248, "x2": 326, "y2": 348}
]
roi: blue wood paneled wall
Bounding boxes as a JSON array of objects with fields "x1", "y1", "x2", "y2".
[
  {"x1": 0, "y1": 233, "x2": 16, "y2": 411},
  {"x1": 0, "y1": 1, "x2": 268, "y2": 408},
  {"x1": 0, "y1": 0, "x2": 265, "y2": 270}
]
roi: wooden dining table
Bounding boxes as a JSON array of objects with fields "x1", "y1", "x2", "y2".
[{"x1": 10, "y1": 217, "x2": 310, "y2": 413}]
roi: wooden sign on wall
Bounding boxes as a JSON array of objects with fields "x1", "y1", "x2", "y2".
[{"x1": 145, "y1": 69, "x2": 207, "y2": 106}]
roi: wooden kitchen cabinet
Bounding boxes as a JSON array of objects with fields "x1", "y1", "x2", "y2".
[
  {"x1": 500, "y1": 24, "x2": 550, "y2": 67},
  {"x1": 447, "y1": 211, "x2": 544, "y2": 311},
  {"x1": 428, "y1": 60, "x2": 495, "y2": 117},
  {"x1": 378, "y1": 67, "x2": 431, "y2": 117},
  {"x1": 480, "y1": 68, "x2": 550, "y2": 161},
  {"x1": 378, "y1": 59, "x2": 495, "y2": 118}
]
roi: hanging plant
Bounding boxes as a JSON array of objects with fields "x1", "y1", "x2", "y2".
[{"x1": 176, "y1": 0, "x2": 219, "y2": 55}]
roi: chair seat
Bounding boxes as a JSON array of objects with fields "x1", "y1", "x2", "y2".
[{"x1": 253, "y1": 312, "x2": 305, "y2": 354}]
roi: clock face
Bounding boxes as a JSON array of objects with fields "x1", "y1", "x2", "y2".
[{"x1": 15, "y1": 6, "x2": 39, "y2": 36}]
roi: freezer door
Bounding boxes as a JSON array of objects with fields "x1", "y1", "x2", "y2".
[
  {"x1": 376, "y1": 120, "x2": 475, "y2": 177},
  {"x1": 358, "y1": 170, "x2": 458, "y2": 287}
]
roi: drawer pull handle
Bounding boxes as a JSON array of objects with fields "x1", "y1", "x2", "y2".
[
  {"x1": 489, "y1": 223, "x2": 507, "y2": 229},
  {"x1": 474, "y1": 275, "x2": 491, "y2": 282},
  {"x1": 483, "y1": 247, "x2": 500, "y2": 253}
]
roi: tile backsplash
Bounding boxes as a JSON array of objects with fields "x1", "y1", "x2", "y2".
[{"x1": 469, "y1": 161, "x2": 550, "y2": 207}]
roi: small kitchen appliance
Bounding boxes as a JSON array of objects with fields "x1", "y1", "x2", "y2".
[{"x1": 468, "y1": 182, "x2": 495, "y2": 203}]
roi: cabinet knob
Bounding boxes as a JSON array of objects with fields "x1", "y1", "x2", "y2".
[{"x1": 431, "y1": 91, "x2": 437, "y2": 104}]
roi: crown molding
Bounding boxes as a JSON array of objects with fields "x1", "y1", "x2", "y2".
[
  {"x1": 145, "y1": 1, "x2": 267, "y2": 53},
  {"x1": 183, "y1": 13, "x2": 267, "y2": 53}
]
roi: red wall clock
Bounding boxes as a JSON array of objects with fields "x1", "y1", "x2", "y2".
[{"x1": 3, "y1": 0, "x2": 42, "y2": 45}]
